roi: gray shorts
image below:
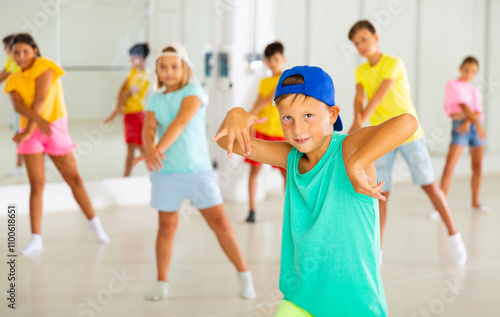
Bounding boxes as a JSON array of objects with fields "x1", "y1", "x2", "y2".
[{"x1": 374, "y1": 137, "x2": 435, "y2": 191}]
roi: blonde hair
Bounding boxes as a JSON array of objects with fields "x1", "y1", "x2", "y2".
[{"x1": 156, "y1": 46, "x2": 194, "y2": 89}]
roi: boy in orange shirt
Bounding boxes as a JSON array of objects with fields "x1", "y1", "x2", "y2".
[{"x1": 244, "y1": 41, "x2": 287, "y2": 222}]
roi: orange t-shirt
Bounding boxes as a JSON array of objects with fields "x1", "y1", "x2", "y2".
[{"x1": 4, "y1": 57, "x2": 67, "y2": 129}]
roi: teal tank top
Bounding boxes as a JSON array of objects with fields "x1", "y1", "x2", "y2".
[{"x1": 280, "y1": 132, "x2": 388, "y2": 316}]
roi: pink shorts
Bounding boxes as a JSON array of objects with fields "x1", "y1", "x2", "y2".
[{"x1": 17, "y1": 117, "x2": 77, "y2": 156}]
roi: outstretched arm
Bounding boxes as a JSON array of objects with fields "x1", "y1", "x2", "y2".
[
  {"x1": 343, "y1": 113, "x2": 419, "y2": 199},
  {"x1": 358, "y1": 78, "x2": 395, "y2": 124},
  {"x1": 348, "y1": 83, "x2": 366, "y2": 133},
  {"x1": 214, "y1": 107, "x2": 292, "y2": 169},
  {"x1": 136, "y1": 96, "x2": 203, "y2": 171},
  {"x1": 104, "y1": 79, "x2": 130, "y2": 123},
  {"x1": 156, "y1": 95, "x2": 202, "y2": 152},
  {"x1": 139, "y1": 111, "x2": 165, "y2": 171}
]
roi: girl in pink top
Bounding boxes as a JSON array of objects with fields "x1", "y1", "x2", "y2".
[{"x1": 440, "y1": 56, "x2": 489, "y2": 214}]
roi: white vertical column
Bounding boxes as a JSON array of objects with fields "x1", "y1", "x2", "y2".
[{"x1": 210, "y1": 0, "x2": 279, "y2": 202}]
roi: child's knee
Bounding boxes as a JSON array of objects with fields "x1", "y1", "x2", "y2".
[
  {"x1": 158, "y1": 215, "x2": 178, "y2": 234},
  {"x1": 30, "y1": 180, "x2": 45, "y2": 194},
  {"x1": 211, "y1": 217, "x2": 232, "y2": 233}
]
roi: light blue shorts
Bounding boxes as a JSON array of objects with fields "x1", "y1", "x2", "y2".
[
  {"x1": 374, "y1": 137, "x2": 435, "y2": 191},
  {"x1": 150, "y1": 170, "x2": 224, "y2": 212}
]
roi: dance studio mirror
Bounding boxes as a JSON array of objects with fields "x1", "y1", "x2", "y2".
[{"x1": 0, "y1": 0, "x2": 214, "y2": 185}]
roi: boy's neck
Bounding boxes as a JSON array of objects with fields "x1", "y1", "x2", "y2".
[
  {"x1": 367, "y1": 52, "x2": 383, "y2": 66},
  {"x1": 164, "y1": 83, "x2": 181, "y2": 93},
  {"x1": 272, "y1": 70, "x2": 283, "y2": 77},
  {"x1": 299, "y1": 134, "x2": 332, "y2": 173},
  {"x1": 134, "y1": 65, "x2": 145, "y2": 71}
]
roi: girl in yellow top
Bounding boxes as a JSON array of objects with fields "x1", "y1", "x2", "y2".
[
  {"x1": 105, "y1": 43, "x2": 150, "y2": 177},
  {"x1": 4, "y1": 33, "x2": 110, "y2": 255},
  {"x1": 1, "y1": 34, "x2": 24, "y2": 176}
]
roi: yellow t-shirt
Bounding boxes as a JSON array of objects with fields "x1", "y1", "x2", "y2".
[
  {"x1": 4, "y1": 57, "x2": 67, "y2": 129},
  {"x1": 254, "y1": 74, "x2": 283, "y2": 137},
  {"x1": 5, "y1": 55, "x2": 21, "y2": 73},
  {"x1": 122, "y1": 68, "x2": 149, "y2": 114},
  {"x1": 355, "y1": 54, "x2": 424, "y2": 143}
]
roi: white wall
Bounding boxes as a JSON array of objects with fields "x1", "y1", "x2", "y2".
[
  {"x1": 273, "y1": 0, "x2": 499, "y2": 155},
  {"x1": 0, "y1": 0, "x2": 212, "y2": 125}
]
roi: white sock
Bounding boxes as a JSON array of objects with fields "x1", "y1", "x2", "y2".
[
  {"x1": 428, "y1": 210, "x2": 440, "y2": 220},
  {"x1": 145, "y1": 281, "x2": 169, "y2": 301},
  {"x1": 449, "y1": 232, "x2": 467, "y2": 266},
  {"x1": 379, "y1": 250, "x2": 383, "y2": 266},
  {"x1": 88, "y1": 217, "x2": 110, "y2": 244},
  {"x1": 19, "y1": 234, "x2": 43, "y2": 255},
  {"x1": 472, "y1": 205, "x2": 491, "y2": 215},
  {"x1": 237, "y1": 271, "x2": 256, "y2": 299}
]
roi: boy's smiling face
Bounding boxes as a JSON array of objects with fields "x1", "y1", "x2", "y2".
[
  {"x1": 277, "y1": 94, "x2": 340, "y2": 154},
  {"x1": 351, "y1": 28, "x2": 379, "y2": 58}
]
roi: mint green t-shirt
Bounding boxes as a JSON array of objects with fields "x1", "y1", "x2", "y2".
[
  {"x1": 146, "y1": 83, "x2": 212, "y2": 174},
  {"x1": 280, "y1": 133, "x2": 388, "y2": 316}
]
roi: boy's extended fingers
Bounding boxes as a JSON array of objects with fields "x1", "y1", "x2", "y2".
[
  {"x1": 226, "y1": 131, "x2": 235, "y2": 157},
  {"x1": 254, "y1": 116, "x2": 268, "y2": 124},
  {"x1": 243, "y1": 130, "x2": 252, "y2": 156},
  {"x1": 234, "y1": 132, "x2": 246, "y2": 156},
  {"x1": 213, "y1": 129, "x2": 227, "y2": 142}
]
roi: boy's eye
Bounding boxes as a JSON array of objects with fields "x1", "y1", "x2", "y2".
[
  {"x1": 305, "y1": 114, "x2": 313, "y2": 119},
  {"x1": 283, "y1": 116, "x2": 292, "y2": 121}
]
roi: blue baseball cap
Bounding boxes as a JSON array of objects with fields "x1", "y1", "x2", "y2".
[{"x1": 274, "y1": 65, "x2": 343, "y2": 131}]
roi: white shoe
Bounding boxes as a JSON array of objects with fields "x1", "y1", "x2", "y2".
[
  {"x1": 19, "y1": 234, "x2": 43, "y2": 255},
  {"x1": 3, "y1": 166, "x2": 25, "y2": 177},
  {"x1": 145, "y1": 281, "x2": 169, "y2": 301},
  {"x1": 472, "y1": 205, "x2": 491, "y2": 215},
  {"x1": 428, "y1": 210, "x2": 440, "y2": 220},
  {"x1": 449, "y1": 232, "x2": 467, "y2": 266},
  {"x1": 237, "y1": 271, "x2": 256, "y2": 299}
]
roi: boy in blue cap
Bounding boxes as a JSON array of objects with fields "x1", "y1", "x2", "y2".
[{"x1": 214, "y1": 65, "x2": 418, "y2": 316}]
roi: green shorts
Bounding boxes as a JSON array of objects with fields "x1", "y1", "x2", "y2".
[{"x1": 274, "y1": 300, "x2": 312, "y2": 317}]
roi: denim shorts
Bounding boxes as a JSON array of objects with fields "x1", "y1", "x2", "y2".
[
  {"x1": 374, "y1": 137, "x2": 435, "y2": 191},
  {"x1": 451, "y1": 120, "x2": 485, "y2": 148},
  {"x1": 150, "y1": 170, "x2": 224, "y2": 212}
]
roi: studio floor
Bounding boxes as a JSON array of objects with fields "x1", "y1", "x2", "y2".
[{"x1": 0, "y1": 174, "x2": 499, "y2": 317}]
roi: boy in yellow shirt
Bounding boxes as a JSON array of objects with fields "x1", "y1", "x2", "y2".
[
  {"x1": 348, "y1": 20, "x2": 467, "y2": 266},
  {"x1": 105, "y1": 43, "x2": 150, "y2": 177},
  {"x1": 244, "y1": 41, "x2": 287, "y2": 222}
]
